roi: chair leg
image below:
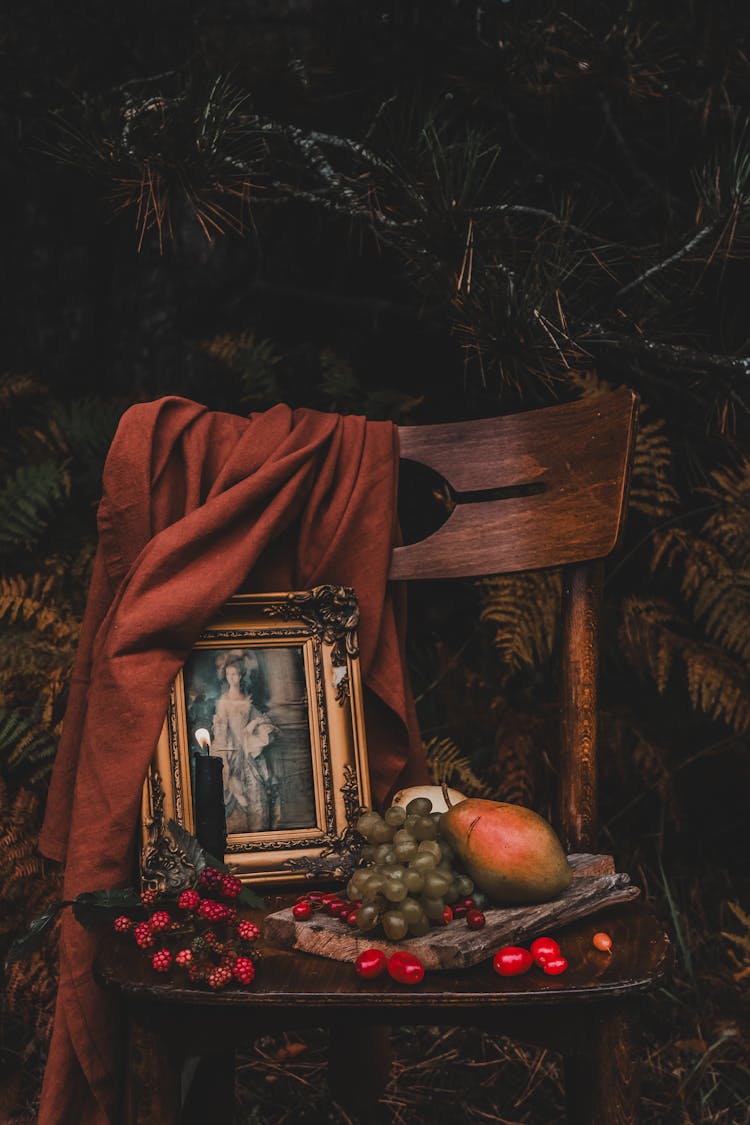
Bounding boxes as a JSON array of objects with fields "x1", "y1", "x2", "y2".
[
  {"x1": 183, "y1": 1052, "x2": 236, "y2": 1124},
  {"x1": 126, "y1": 1015, "x2": 183, "y2": 1125},
  {"x1": 328, "y1": 1025, "x2": 392, "y2": 1112},
  {"x1": 563, "y1": 1005, "x2": 641, "y2": 1125}
]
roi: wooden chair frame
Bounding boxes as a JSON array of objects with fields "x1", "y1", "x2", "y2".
[{"x1": 98, "y1": 386, "x2": 670, "y2": 1124}]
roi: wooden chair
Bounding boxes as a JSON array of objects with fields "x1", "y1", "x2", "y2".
[{"x1": 97, "y1": 385, "x2": 670, "y2": 1124}]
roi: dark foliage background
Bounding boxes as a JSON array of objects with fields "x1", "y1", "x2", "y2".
[{"x1": 2, "y1": 1, "x2": 750, "y2": 1120}]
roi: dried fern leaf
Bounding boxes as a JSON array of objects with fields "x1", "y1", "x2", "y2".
[
  {"x1": 424, "y1": 735, "x2": 493, "y2": 798},
  {"x1": 478, "y1": 568, "x2": 561, "y2": 672}
]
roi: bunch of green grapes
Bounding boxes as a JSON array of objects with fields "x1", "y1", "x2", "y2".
[{"x1": 347, "y1": 797, "x2": 474, "y2": 941}]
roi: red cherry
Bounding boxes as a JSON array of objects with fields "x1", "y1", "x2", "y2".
[
  {"x1": 327, "y1": 898, "x2": 347, "y2": 915},
  {"x1": 354, "y1": 948, "x2": 387, "y2": 979},
  {"x1": 321, "y1": 893, "x2": 339, "y2": 904},
  {"x1": 440, "y1": 905, "x2": 454, "y2": 925},
  {"x1": 387, "y1": 951, "x2": 425, "y2": 985},
  {"x1": 292, "y1": 901, "x2": 312, "y2": 920},
  {"x1": 466, "y1": 909, "x2": 486, "y2": 931},
  {"x1": 542, "y1": 956, "x2": 568, "y2": 976},
  {"x1": 453, "y1": 905, "x2": 467, "y2": 918},
  {"x1": 346, "y1": 910, "x2": 359, "y2": 927},
  {"x1": 493, "y1": 946, "x2": 533, "y2": 976},
  {"x1": 338, "y1": 907, "x2": 351, "y2": 921},
  {"x1": 530, "y1": 936, "x2": 560, "y2": 966}
]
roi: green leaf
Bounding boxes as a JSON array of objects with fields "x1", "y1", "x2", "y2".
[
  {"x1": 71, "y1": 887, "x2": 140, "y2": 930},
  {"x1": 4, "y1": 902, "x2": 66, "y2": 965},
  {"x1": 166, "y1": 819, "x2": 229, "y2": 874},
  {"x1": 237, "y1": 885, "x2": 265, "y2": 909}
]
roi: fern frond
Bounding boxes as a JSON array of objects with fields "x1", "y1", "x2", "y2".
[
  {"x1": 0, "y1": 373, "x2": 47, "y2": 410},
  {"x1": 619, "y1": 596, "x2": 681, "y2": 693},
  {"x1": 50, "y1": 397, "x2": 126, "y2": 465},
  {"x1": 0, "y1": 461, "x2": 70, "y2": 554},
  {"x1": 630, "y1": 415, "x2": 679, "y2": 519},
  {"x1": 424, "y1": 735, "x2": 493, "y2": 798},
  {"x1": 0, "y1": 709, "x2": 57, "y2": 782},
  {"x1": 478, "y1": 568, "x2": 561, "y2": 672},
  {"x1": 201, "y1": 331, "x2": 282, "y2": 407}
]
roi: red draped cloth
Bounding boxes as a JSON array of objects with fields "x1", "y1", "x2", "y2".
[{"x1": 37, "y1": 398, "x2": 427, "y2": 1124}]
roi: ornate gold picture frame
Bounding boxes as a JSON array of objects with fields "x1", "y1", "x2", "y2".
[{"x1": 140, "y1": 586, "x2": 371, "y2": 886}]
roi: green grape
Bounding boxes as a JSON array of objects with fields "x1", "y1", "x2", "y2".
[
  {"x1": 423, "y1": 870, "x2": 451, "y2": 898},
  {"x1": 404, "y1": 869, "x2": 424, "y2": 894},
  {"x1": 382, "y1": 909, "x2": 408, "y2": 941},
  {"x1": 383, "y1": 878, "x2": 408, "y2": 902},
  {"x1": 413, "y1": 816, "x2": 437, "y2": 841},
  {"x1": 444, "y1": 882, "x2": 459, "y2": 905},
  {"x1": 454, "y1": 874, "x2": 474, "y2": 897},
  {"x1": 400, "y1": 897, "x2": 425, "y2": 926},
  {"x1": 362, "y1": 872, "x2": 384, "y2": 898},
  {"x1": 394, "y1": 839, "x2": 418, "y2": 863},
  {"x1": 361, "y1": 844, "x2": 376, "y2": 862},
  {"x1": 417, "y1": 840, "x2": 442, "y2": 861},
  {"x1": 406, "y1": 797, "x2": 433, "y2": 816},
  {"x1": 393, "y1": 828, "x2": 415, "y2": 846},
  {"x1": 408, "y1": 916, "x2": 431, "y2": 937},
  {"x1": 430, "y1": 811, "x2": 443, "y2": 827},
  {"x1": 410, "y1": 852, "x2": 437, "y2": 875},
  {"x1": 356, "y1": 811, "x2": 382, "y2": 840},
  {"x1": 384, "y1": 805, "x2": 407, "y2": 827},
  {"x1": 370, "y1": 819, "x2": 395, "y2": 844},
  {"x1": 374, "y1": 843, "x2": 396, "y2": 865},
  {"x1": 421, "y1": 896, "x2": 446, "y2": 921},
  {"x1": 356, "y1": 903, "x2": 381, "y2": 931},
  {"x1": 404, "y1": 814, "x2": 421, "y2": 832}
]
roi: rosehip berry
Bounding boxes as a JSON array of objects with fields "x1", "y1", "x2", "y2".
[
  {"x1": 140, "y1": 888, "x2": 158, "y2": 906},
  {"x1": 208, "y1": 965, "x2": 233, "y2": 990},
  {"x1": 221, "y1": 874, "x2": 243, "y2": 899},
  {"x1": 148, "y1": 910, "x2": 171, "y2": 933},
  {"x1": 530, "y1": 936, "x2": 560, "y2": 966},
  {"x1": 133, "y1": 922, "x2": 154, "y2": 949},
  {"x1": 321, "y1": 892, "x2": 339, "y2": 904},
  {"x1": 453, "y1": 905, "x2": 467, "y2": 918},
  {"x1": 151, "y1": 949, "x2": 172, "y2": 973},
  {"x1": 592, "y1": 932, "x2": 613, "y2": 953},
  {"x1": 292, "y1": 901, "x2": 313, "y2": 921},
  {"x1": 237, "y1": 920, "x2": 260, "y2": 942},
  {"x1": 466, "y1": 910, "x2": 486, "y2": 930},
  {"x1": 113, "y1": 916, "x2": 132, "y2": 933},
  {"x1": 233, "y1": 956, "x2": 256, "y2": 985},
  {"x1": 440, "y1": 906, "x2": 454, "y2": 925},
  {"x1": 175, "y1": 949, "x2": 193, "y2": 967},
  {"x1": 542, "y1": 956, "x2": 568, "y2": 976},
  {"x1": 346, "y1": 910, "x2": 359, "y2": 927},
  {"x1": 178, "y1": 889, "x2": 201, "y2": 912},
  {"x1": 493, "y1": 947, "x2": 533, "y2": 977},
  {"x1": 354, "y1": 949, "x2": 387, "y2": 979},
  {"x1": 387, "y1": 951, "x2": 425, "y2": 985}
]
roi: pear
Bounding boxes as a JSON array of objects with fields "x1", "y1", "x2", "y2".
[{"x1": 439, "y1": 798, "x2": 572, "y2": 905}]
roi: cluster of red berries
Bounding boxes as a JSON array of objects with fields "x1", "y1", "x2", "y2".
[
  {"x1": 354, "y1": 948, "x2": 425, "y2": 984},
  {"x1": 111, "y1": 867, "x2": 260, "y2": 991},
  {"x1": 292, "y1": 890, "x2": 487, "y2": 934}
]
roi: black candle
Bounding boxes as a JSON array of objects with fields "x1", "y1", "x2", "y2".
[{"x1": 194, "y1": 755, "x2": 227, "y2": 861}]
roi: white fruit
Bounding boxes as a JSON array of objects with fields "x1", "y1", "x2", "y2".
[{"x1": 391, "y1": 785, "x2": 467, "y2": 814}]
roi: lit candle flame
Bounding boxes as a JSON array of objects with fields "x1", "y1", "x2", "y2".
[{"x1": 195, "y1": 728, "x2": 211, "y2": 752}]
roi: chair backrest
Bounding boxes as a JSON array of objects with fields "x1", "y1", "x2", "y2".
[{"x1": 390, "y1": 387, "x2": 639, "y2": 852}]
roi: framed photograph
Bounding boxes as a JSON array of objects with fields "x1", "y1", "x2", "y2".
[{"x1": 140, "y1": 586, "x2": 371, "y2": 886}]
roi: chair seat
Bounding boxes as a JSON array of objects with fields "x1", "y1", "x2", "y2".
[{"x1": 96, "y1": 898, "x2": 670, "y2": 1021}]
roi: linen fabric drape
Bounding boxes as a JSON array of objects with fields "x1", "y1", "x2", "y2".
[{"x1": 37, "y1": 398, "x2": 427, "y2": 1124}]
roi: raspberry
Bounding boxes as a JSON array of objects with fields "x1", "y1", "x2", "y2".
[
  {"x1": 203, "y1": 931, "x2": 218, "y2": 948},
  {"x1": 221, "y1": 950, "x2": 238, "y2": 968},
  {"x1": 191, "y1": 936, "x2": 207, "y2": 955},
  {"x1": 221, "y1": 874, "x2": 243, "y2": 899},
  {"x1": 140, "y1": 888, "x2": 158, "y2": 906},
  {"x1": 237, "y1": 920, "x2": 260, "y2": 942},
  {"x1": 200, "y1": 867, "x2": 224, "y2": 890},
  {"x1": 152, "y1": 949, "x2": 172, "y2": 973},
  {"x1": 178, "y1": 889, "x2": 201, "y2": 912},
  {"x1": 232, "y1": 956, "x2": 256, "y2": 985},
  {"x1": 188, "y1": 962, "x2": 207, "y2": 984},
  {"x1": 175, "y1": 948, "x2": 193, "y2": 967},
  {"x1": 133, "y1": 922, "x2": 154, "y2": 949},
  {"x1": 149, "y1": 910, "x2": 171, "y2": 933},
  {"x1": 113, "y1": 916, "x2": 132, "y2": 933},
  {"x1": 224, "y1": 907, "x2": 238, "y2": 925},
  {"x1": 208, "y1": 965, "x2": 232, "y2": 990}
]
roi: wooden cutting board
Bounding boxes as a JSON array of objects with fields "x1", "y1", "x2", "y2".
[{"x1": 263, "y1": 854, "x2": 639, "y2": 970}]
